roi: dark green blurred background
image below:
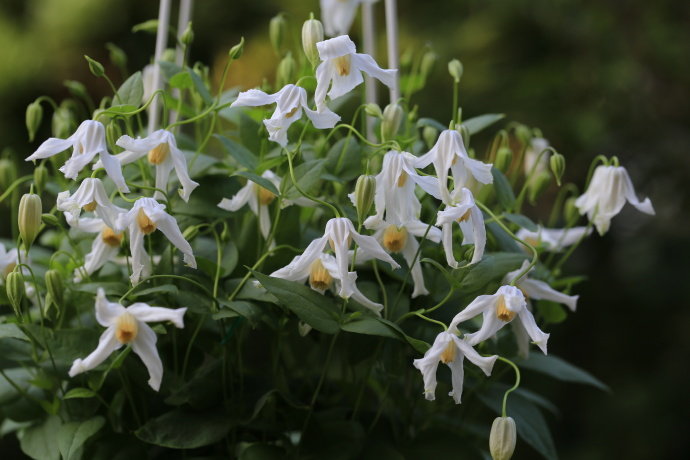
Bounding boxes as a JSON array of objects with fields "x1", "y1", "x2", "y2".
[{"x1": 1, "y1": 0, "x2": 688, "y2": 458}]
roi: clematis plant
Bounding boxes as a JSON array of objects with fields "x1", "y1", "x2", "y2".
[{"x1": 436, "y1": 186, "x2": 486, "y2": 267}]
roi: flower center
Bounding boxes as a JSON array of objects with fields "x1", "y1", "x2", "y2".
[
  {"x1": 309, "y1": 259, "x2": 333, "y2": 291},
  {"x1": 440, "y1": 341, "x2": 456, "y2": 364},
  {"x1": 334, "y1": 54, "x2": 352, "y2": 76},
  {"x1": 496, "y1": 295, "x2": 516, "y2": 322},
  {"x1": 3, "y1": 262, "x2": 16, "y2": 278},
  {"x1": 383, "y1": 225, "x2": 408, "y2": 253},
  {"x1": 285, "y1": 105, "x2": 300, "y2": 118},
  {"x1": 137, "y1": 209, "x2": 157, "y2": 234},
  {"x1": 115, "y1": 312, "x2": 138, "y2": 344},
  {"x1": 456, "y1": 209, "x2": 472, "y2": 223},
  {"x1": 524, "y1": 237, "x2": 539, "y2": 247},
  {"x1": 82, "y1": 200, "x2": 98, "y2": 212},
  {"x1": 397, "y1": 171, "x2": 408, "y2": 187},
  {"x1": 101, "y1": 227, "x2": 123, "y2": 247},
  {"x1": 329, "y1": 236, "x2": 352, "y2": 252},
  {"x1": 147, "y1": 143, "x2": 169, "y2": 165},
  {"x1": 256, "y1": 185, "x2": 276, "y2": 206}
]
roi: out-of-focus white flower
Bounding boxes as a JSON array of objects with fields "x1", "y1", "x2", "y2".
[
  {"x1": 270, "y1": 217, "x2": 399, "y2": 314},
  {"x1": 314, "y1": 35, "x2": 396, "y2": 109},
  {"x1": 57, "y1": 178, "x2": 122, "y2": 229},
  {"x1": 516, "y1": 225, "x2": 592, "y2": 252},
  {"x1": 0, "y1": 243, "x2": 19, "y2": 280},
  {"x1": 320, "y1": 0, "x2": 376, "y2": 37},
  {"x1": 436, "y1": 187, "x2": 486, "y2": 267},
  {"x1": 451, "y1": 285, "x2": 550, "y2": 355},
  {"x1": 70, "y1": 217, "x2": 125, "y2": 282},
  {"x1": 523, "y1": 137, "x2": 550, "y2": 177},
  {"x1": 415, "y1": 129, "x2": 493, "y2": 204},
  {"x1": 412, "y1": 330, "x2": 497, "y2": 404},
  {"x1": 68, "y1": 288, "x2": 186, "y2": 391},
  {"x1": 231, "y1": 84, "x2": 339, "y2": 147},
  {"x1": 115, "y1": 198, "x2": 196, "y2": 285},
  {"x1": 574, "y1": 165, "x2": 654, "y2": 235},
  {"x1": 25, "y1": 120, "x2": 128, "y2": 192},
  {"x1": 142, "y1": 64, "x2": 156, "y2": 104}
]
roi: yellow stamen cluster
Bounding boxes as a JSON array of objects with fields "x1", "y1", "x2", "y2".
[
  {"x1": 334, "y1": 54, "x2": 352, "y2": 76},
  {"x1": 256, "y1": 185, "x2": 276, "y2": 206},
  {"x1": 101, "y1": 227, "x2": 123, "y2": 247},
  {"x1": 115, "y1": 312, "x2": 138, "y2": 344},
  {"x1": 147, "y1": 143, "x2": 170, "y2": 165},
  {"x1": 440, "y1": 341, "x2": 456, "y2": 364},
  {"x1": 329, "y1": 236, "x2": 352, "y2": 252},
  {"x1": 457, "y1": 209, "x2": 472, "y2": 223},
  {"x1": 137, "y1": 209, "x2": 157, "y2": 234},
  {"x1": 82, "y1": 200, "x2": 98, "y2": 212},
  {"x1": 285, "y1": 105, "x2": 300, "y2": 118},
  {"x1": 496, "y1": 295, "x2": 516, "y2": 322},
  {"x1": 397, "y1": 171, "x2": 408, "y2": 187},
  {"x1": 383, "y1": 225, "x2": 408, "y2": 253},
  {"x1": 309, "y1": 259, "x2": 333, "y2": 291}
]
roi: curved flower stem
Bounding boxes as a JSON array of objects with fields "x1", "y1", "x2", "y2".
[
  {"x1": 584, "y1": 154, "x2": 610, "y2": 188},
  {"x1": 325, "y1": 123, "x2": 399, "y2": 151},
  {"x1": 396, "y1": 285, "x2": 454, "y2": 323},
  {"x1": 371, "y1": 260, "x2": 388, "y2": 318},
  {"x1": 286, "y1": 147, "x2": 341, "y2": 218},
  {"x1": 227, "y1": 244, "x2": 301, "y2": 302},
  {"x1": 0, "y1": 175, "x2": 32, "y2": 203},
  {"x1": 547, "y1": 182, "x2": 579, "y2": 227},
  {"x1": 515, "y1": 146, "x2": 558, "y2": 212},
  {"x1": 497, "y1": 356, "x2": 521, "y2": 418}
]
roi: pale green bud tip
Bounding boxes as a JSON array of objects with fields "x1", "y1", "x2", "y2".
[
  {"x1": 564, "y1": 196, "x2": 580, "y2": 225},
  {"x1": 495, "y1": 147, "x2": 513, "y2": 173},
  {"x1": 529, "y1": 171, "x2": 552, "y2": 203},
  {"x1": 33, "y1": 165, "x2": 48, "y2": 194},
  {"x1": 6, "y1": 270, "x2": 25, "y2": 316},
  {"x1": 181, "y1": 22, "x2": 194, "y2": 46},
  {"x1": 549, "y1": 153, "x2": 566, "y2": 186},
  {"x1": 18, "y1": 193, "x2": 42, "y2": 249},
  {"x1": 42, "y1": 213, "x2": 59, "y2": 226},
  {"x1": 423, "y1": 126, "x2": 439, "y2": 149},
  {"x1": 302, "y1": 18, "x2": 324, "y2": 66},
  {"x1": 84, "y1": 55, "x2": 105, "y2": 77},
  {"x1": 420, "y1": 50, "x2": 437, "y2": 79},
  {"x1": 45, "y1": 269, "x2": 64, "y2": 308},
  {"x1": 381, "y1": 103, "x2": 404, "y2": 141},
  {"x1": 0, "y1": 158, "x2": 18, "y2": 191},
  {"x1": 448, "y1": 59, "x2": 463, "y2": 82},
  {"x1": 229, "y1": 37, "x2": 245, "y2": 60},
  {"x1": 26, "y1": 101, "x2": 43, "y2": 142},
  {"x1": 276, "y1": 53, "x2": 297, "y2": 87},
  {"x1": 489, "y1": 416, "x2": 516, "y2": 460},
  {"x1": 270, "y1": 14, "x2": 288, "y2": 55},
  {"x1": 106, "y1": 43, "x2": 127, "y2": 69},
  {"x1": 182, "y1": 225, "x2": 199, "y2": 241},
  {"x1": 354, "y1": 175, "x2": 376, "y2": 223},
  {"x1": 364, "y1": 103, "x2": 383, "y2": 119}
]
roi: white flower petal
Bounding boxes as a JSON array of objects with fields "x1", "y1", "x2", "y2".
[
  {"x1": 517, "y1": 309, "x2": 549, "y2": 354},
  {"x1": 68, "y1": 327, "x2": 121, "y2": 377},
  {"x1": 131, "y1": 323, "x2": 163, "y2": 391},
  {"x1": 127, "y1": 304, "x2": 186, "y2": 328},
  {"x1": 95, "y1": 288, "x2": 126, "y2": 327}
]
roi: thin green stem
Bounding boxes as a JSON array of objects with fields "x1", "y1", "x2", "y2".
[
  {"x1": 497, "y1": 356, "x2": 521, "y2": 418},
  {"x1": 0, "y1": 175, "x2": 32, "y2": 203},
  {"x1": 286, "y1": 148, "x2": 341, "y2": 218},
  {"x1": 301, "y1": 331, "x2": 339, "y2": 441}
]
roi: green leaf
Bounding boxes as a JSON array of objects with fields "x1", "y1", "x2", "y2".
[
  {"x1": 325, "y1": 138, "x2": 361, "y2": 181},
  {"x1": 19, "y1": 415, "x2": 61, "y2": 460},
  {"x1": 252, "y1": 272, "x2": 340, "y2": 334},
  {"x1": 63, "y1": 388, "x2": 97, "y2": 400},
  {"x1": 491, "y1": 167, "x2": 516, "y2": 211},
  {"x1": 504, "y1": 213, "x2": 538, "y2": 232},
  {"x1": 215, "y1": 300, "x2": 261, "y2": 325},
  {"x1": 455, "y1": 252, "x2": 527, "y2": 293},
  {"x1": 130, "y1": 284, "x2": 179, "y2": 298},
  {"x1": 105, "y1": 104, "x2": 138, "y2": 115},
  {"x1": 284, "y1": 159, "x2": 326, "y2": 200},
  {"x1": 536, "y1": 300, "x2": 567, "y2": 323},
  {"x1": 187, "y1": 69, "x2": 213, "y2": 105},
  {"x1": 234, "y1": 171, "x2": 279, "y2": 196},
  {"x1": 169, "y1": 71, "x2": 193, "y2": 89},
  {"x1": 215, "y1": 134, "x2": 257, "y2": 170},
  {"x1": 416, "y1": 117, "x2": 447, "y2": 132},
  {"x1": 57, "y1": 416, "x2": 105, "y2": 460},
  {"x1": 239, "y1": 444, "x2": 286, "y2": 460},
  {"x1": 135, "y1": 409, "x2": 234, "y2": 448},
  {"x1": 0, "y1": 323, "x2": 29, "y2": 341},
  {"x1": 114, "y1": 71, "x2": 143, "y2": 107},
  {"x1": 520, "y1": 354, "x2": 609, "y2": 391},
  {"x1": 461, "y1": 113, "x2": 505, "y2": 135},
  {"x1": 341, "y1": 316, "x2": 429, "y2": 353}
]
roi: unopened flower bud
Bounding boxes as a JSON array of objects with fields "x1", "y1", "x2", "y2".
[
  {"x1": 33, "y1": 165, "x2": 48, "y2": 194},
  {"x1": 180, "y1": 21, "x2": 194, "y2": 46},
  {"x1": 489, "y1": 416, "x2": 516, "y2": 460},
  {"x1": 52, "y1": 103, "x2": 75, "y2": 138},
  {"x1": 564, "y1": 197, "x2": 580, "y2": 226},
  {"x1": 423, "y1": 126, "x2": 438, "y2": 149},
  {"x1": 448, "y1": 59, "x2": 463, "y2": 83},
  {"x1": 276, "y1": 52, "x2": 297, "y2": 88},
  {"x1": 6, "y1": 270, "x2": 25, "y2": 317},
  {"x1": 381, "y1": 103, "x2": 404, "y2": 141},
  {"x1": 18, "y1": 193, "x2": 42, "y2": 249},
  {"x1": 364, "y1": 103, "x2": 382, "y2": 119},
  {"x1": 84, "y1": 55, "x2": 105, "y2": 78},
  {"x1": 182, "y1": 225, "x2": 199, "y2": 241},
  {"x1": 228, "y1": 37, "x2": 244, "y2": 60},
  {"x1": 45, "y1": 269, "x2": 64, "y2": 309},
  {"x1": 270, "y1": 13, "x2": 288, "y2": 55},
  {"x1": 495, "y1": 147, "x2": 513, "y2": 173},
  {"x1": 106, "y1": 42, "x2": 127, "y2": 70},
  {"x1": 528, "y1": 171, "x2": 552, "y2": 204},
  {"x1": 514, "y1": 125, "x2": 531, "y2": 144},
  {"x1": 42, "y1": 213, "x2": 59, "y2": 226},
  {"x1": 354, "y1": 175, "x2": 376, "y2": 223},
  {"x1": 25, "y1": 100, "x2": 43, "y2": 143},
  {"x1": 420, "y1": 50, "x2": 437, "y2": 80},
  {"x1": 400, "y1": 48, "x2": 414, "y2": 68},
  {"x1": 298, "y1": 321, "x2": 312, "y2": 337},
  {"x1": 302, "y1": 17, "x2": 324, "y2": 67},
  {"x1": 549, "y1": 152, "x2": 566, "y2": 186},
  {"x1": 64, "y1": 80, "x2": 90, "y2": 103},
  {"x1": 0, "y1": 158, "x2": 17, "y2": 192}
]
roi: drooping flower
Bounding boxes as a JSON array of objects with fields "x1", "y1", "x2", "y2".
[
  {"x1": 523, "y1": 137, "x2": 550, "y2": 177},
  {"x1": 230, "y1": 84, "x2": 339, "y2": 147},
  {"x1": 56, "y1": 178, "x2": 122, "y2": 229},
  {"x1": 516, "y1": 225, "x2": 592, "y2": 252},
  {"x1": 25, "y1": 120, "x2": 128, "y2": 192},
  {"x1": 68, "y1": 288, "x2": 186, "y2": 391},
  {"x1": 0, "y1": 243, "x2": 19, "y2": 280},
  {"x1": 436, "y1": 187, "x2": 486, "y2": 267},
  {"x1": 70, "y1": 217, "x2": 125, "y2": 282},
  {"x1": 574, "y1": 165, "x2": 654, "y2": 235},
  {"x1": 320, "y1": 0, "x2": 375, "y2": 37},
  {"x1": 412, "y1": 330, "x2": 497, "y2": 403},
  {"x1": 270, "y1": 217, "x2": 399, "y2": 314},
  {"x1": 114, "y1": 197, "x2": 196, "y2": 285},
  {"x1": 451, "y1": 285, "x2": 550, "y2": 354},
  {"x1": 314, "y1": 35, "x2": 397, "y2": 109},
  {"x1": 415, "y1": 129, "x2": 493, "y2": 204}
]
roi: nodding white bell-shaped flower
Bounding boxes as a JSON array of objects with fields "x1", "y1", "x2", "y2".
[
  {"x1": 523, "y1": 137, "x2": 550, "y2": 177},
  {"x1": 106, "y1": 130, "x2": 199, "y2": 202},
  {"x1": 270, "y1": 217, "x2": 399, "y2": 314},
  {"x1": 574, "y1": 165, "x2": 654, "y2": 235},
  {"x1": 231, "y1": 84, "x2": 340, "y2": 147},
  {"x1": 320, "y1": 0, "x2": 375, "y2": 37},
  {"x1": 450, "y1": 285, "x2": 550, "y2": 354},
  {"x1": 115, "y1": 197, "x2": 196, "y2": 285},
  {"x1": 25, "y1": 120, "x2": 128, "y2": 192},
  {"x1": 516, "y1": 225, "x2": 592, "y2": 252},
  {"x1": 436, "y1": 187, "x2": 486, "y2": 267},
  {"x1": 314, "y1": 35, "x2": 397, "y2": 109},
  {"x1": 412, "y1": 330, "x2": 497, "y2": 404},
  {"x1": 415, "y1": 129, "x2": 493, "y2": 204},
  {"x1": 0, "y1": 243, "x2": 19, "y2": 280},
  {"x1": 68, "y1": 288, "x2": 186, "y2": 391},
  {"x1": 57, "y1": 178, "x2": 122, "y2": 229},
  {"x1": 70, "y1": 217, "x2": 125, "y2": 282}
]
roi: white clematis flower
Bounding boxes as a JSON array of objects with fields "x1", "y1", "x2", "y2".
[
  {"x1": 68, "y1": 288, "x2": 186, "y2": 391},
  {"x1": 412, "y1": 330, "x2": 497, "y2": 404},
  {"x1": 451, "y1": 285, "x2": 550, "y2": 355},
  {"x1": 57, "y1": 178, "x2": 122, "y2": 229},
  {"x1": 574, "y1": 165, "x2": 654, "y2": 235},
  {"x1": 110, "y1": 130, "x2": 199, "y2": 202},
  {"x1": 314, "y1": 35, "x2": 397, "y2": 109},
  {"x1": 415, "y1": 129, "x2": 493, "y2": 204},
  {"x1": 231, "y1": 84, "x2": 340, "y2": 147},
  {"x1": 436, "y1": 187, "x2": 486, "y2": 267},
  {"x1": 70, "y1": 217, "x2": 125, "y2": 282},
  {"x1": 115, "y1": 197, "x2": 196, "y2": 285},
  {"x1": 0, "y1": 243, "x2": 19, "y2": 280},
  {"x1": 320, "y1": 0, "x2": 376, "y2": 37},
  {"x1": 516, "y1": 225, "x2": 592, "y2": 252},
  {"x1": 25, "y1": 120, "x2": 128, "y2": 192},
  {"x1": 502, "y1": 260, "x2": 578, "y2": 312},
  {"x1": 270, "y1": 217, "x2": 399, "y2": 314}
]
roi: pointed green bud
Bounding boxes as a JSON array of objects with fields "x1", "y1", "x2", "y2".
[
  {"x1": 270, "y1": 13, "x2": 288, "y2": 55},
  {"x1": 105, "y1": 42, "x2": 127, "y2": 70},
  {"x1": 448, "y1": 59, "x2": 463, "y2": 83},
  {"x1": 489, "y1": 416, "x2": 516, "y2": 460},
  {"x1": 495, "y1": 147, "x2": 513, "y2": 173},
  {"x1": 84, "y1": 55, "x2": 105, "y2": 78},
  {"x1": 364, "y1": 103, "x2": 383, "y2": 119},
  {"x1": 6, "y1": 270, "x2": 25, "y2": 317},
  {"x1": 220, "y1": 222, "x2": 231, "y2": 242},
  {"x1": 514, "y1": 125, "x2": 531, "y2": 144},
  {"x1": 420, "y1": 50, "x2": 437, "y2": 80},
  {"x1": 33, "y1": 165, "x2": 48, "y2": 195},
  {"x1": 52, "y1": 103, "x2": 75, "y2": 138},
  {"x1": 228, "y1": 37, "x2": 245, "y2": 60},
  {"x1": 381, "y1": 103, "x2": 404, "y2": 142},
  {"x1": 549, "y1": 152, "x2": 566, "y2": 186},
  {"x1": 45, "y1": 269, "x2": 64, "y2": 310},
  {"x1": 18, "y1": 193, "x2": 42, "y2": 249},
  {"x1": 64, "y1": 80, "x2": 90, "y2": 102},
  {"x1": 182, "y1": 225, "x2": 199, "y2": 241},
  {"x1": 354, "y1": 175, "x2": 376, "y2": 224},
  {"x1": 564, "y1": 197, "x2": 580, "y2": 226},
  {"x1": 181, "y1": 21, "x2": 194, "y2": 46},
  {"x1": 42, "y1": 214, "x2": 59, "y2": 227},
  {"x1": 25, "y1": 100, "x2": 43, "y2": 143},
  {"x1": 132, "y1": 19, "x2": 159, "y2": 34},
  {"x1": 0, "y1": 158, "x2": 17, "y2": 192},
  {"x1": 423, "y1": 126, "x2": 439, "y2": 149},
  {"x1": 302, "y1": 17, "x2": 324, "y2": 67},
  {"x1": 528, "y1": 171, "x2": 552, "y2": 204},
  {"x1": 276, "y1": 52, "x2": 297, "y2": 88},
  {"x1": 400, "y1": 48, "x2": 414, "y2": 68}
]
